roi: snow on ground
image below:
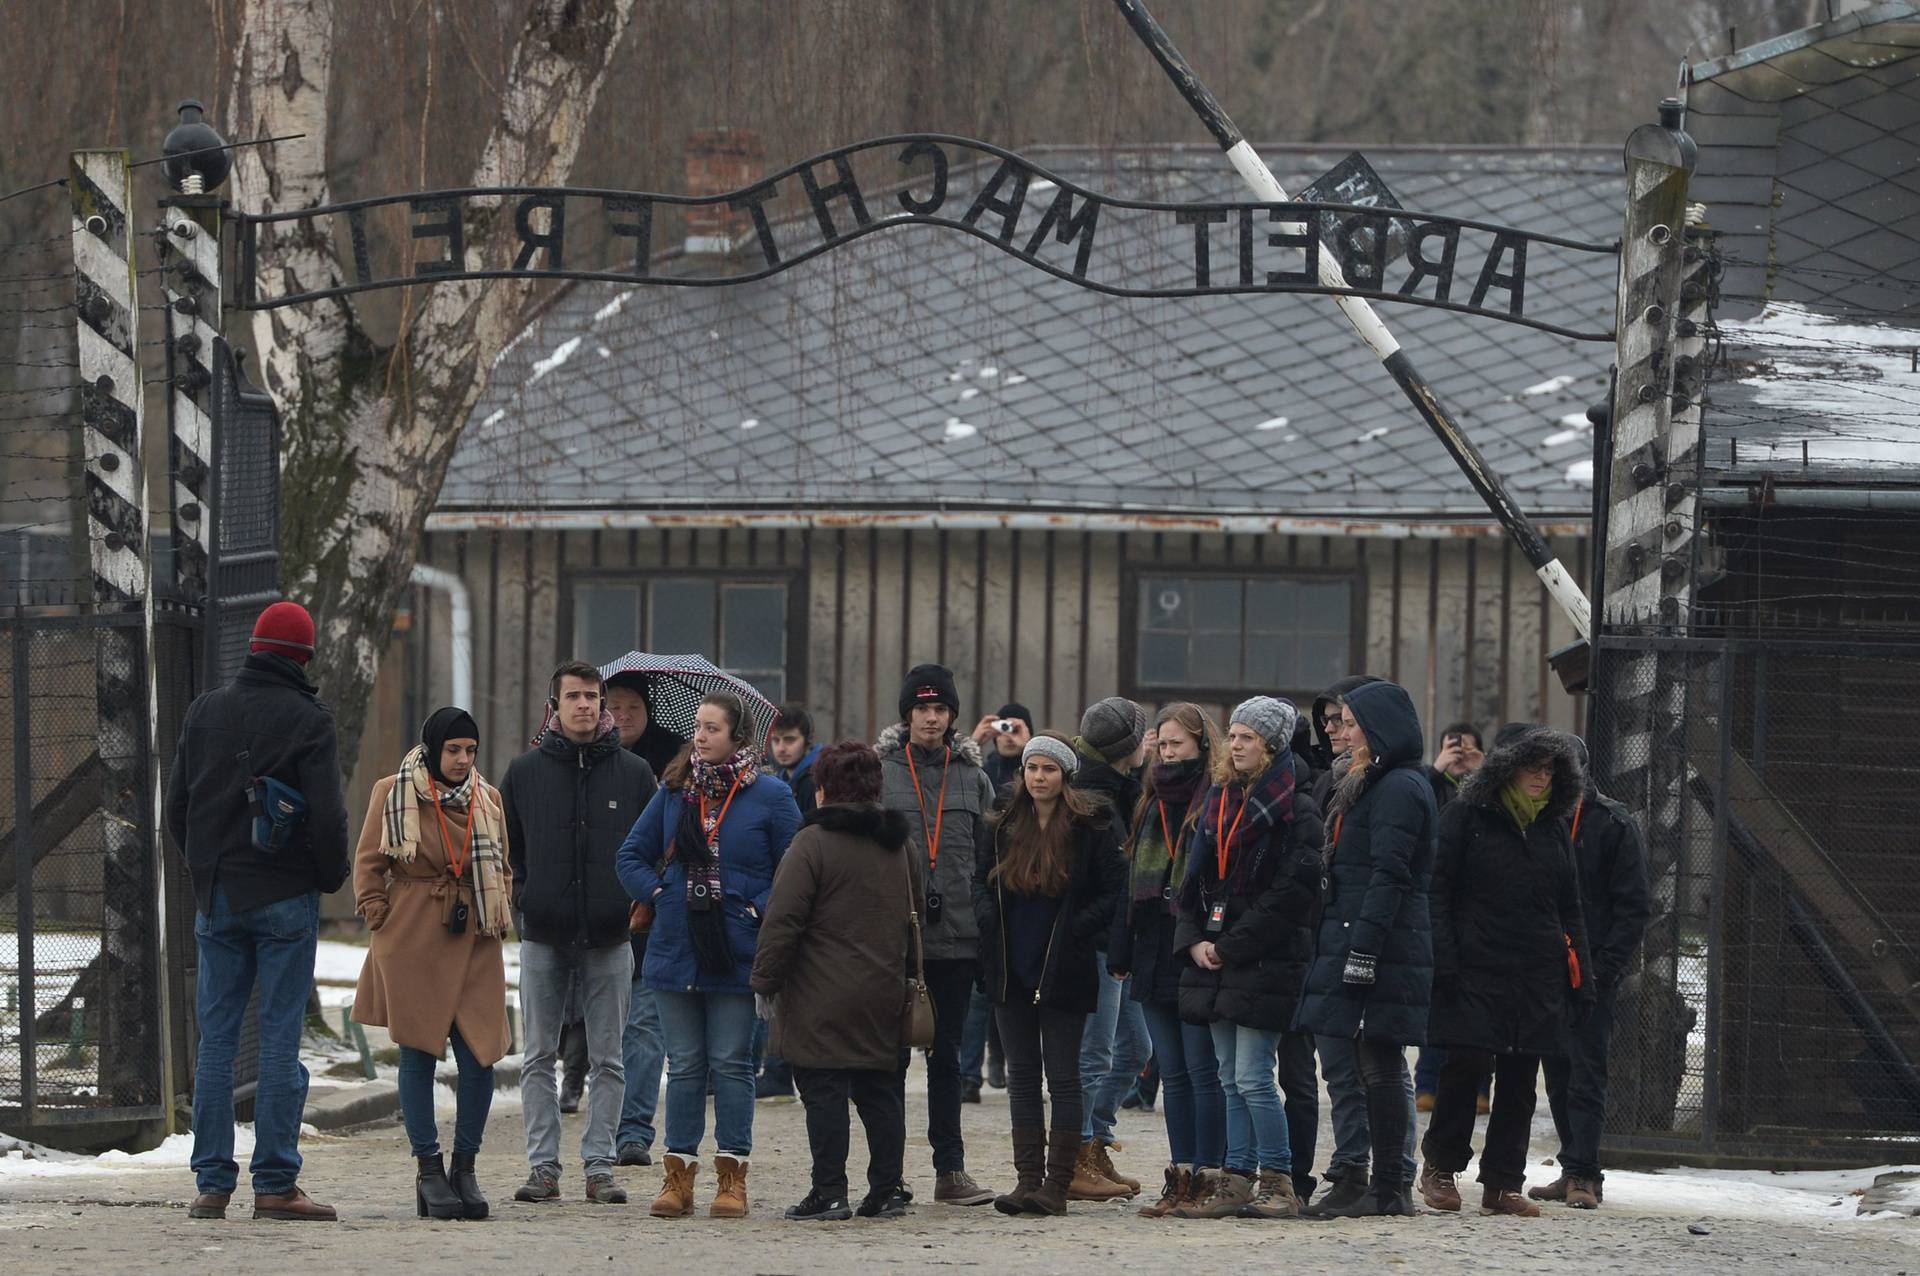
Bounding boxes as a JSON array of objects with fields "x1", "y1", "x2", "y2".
[
  {"x1": 313, "y1": 939, "x2": 520, "y2": 1010},
  {"x1": 1605, "y1": 1163, "x2": 1920, "y2": 1221},
  {"x1": 0, "y1": 1124, "x2": 319, "y2": 1178}
]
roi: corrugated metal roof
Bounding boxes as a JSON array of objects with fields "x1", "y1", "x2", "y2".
[{"x1": 444, "y1": 146, "x2": 1622, "y2": 519}]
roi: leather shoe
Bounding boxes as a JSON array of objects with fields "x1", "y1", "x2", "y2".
[
  {"x1": 189, "y1": 1191, "x2": 230, "y2": 1220},
  {"x1": 252, "y1": 1185, "x2": 338, "y2": 1221}
]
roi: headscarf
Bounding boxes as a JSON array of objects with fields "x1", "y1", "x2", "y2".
[
  {"x1": 421, "y1": 706, "x2": 479, "y2": 784},
  {"x1": 380, "y1": 707, "x2": 511, "y2": 937}
]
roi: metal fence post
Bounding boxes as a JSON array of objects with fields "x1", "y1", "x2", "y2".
[{"x1": 11, "y1": 625, "x2": 36, "y2": 1115}]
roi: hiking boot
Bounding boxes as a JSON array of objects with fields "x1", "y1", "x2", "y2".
[
  {"x1": 560, "y1": 1074, "x2": 585, "y2": 1114},
  {"x1": 188, "y1": 1192, "x2": 230, "y2": 1220},
  {"x1": 1178, "y1": 1168, "x2": 1255, "y2": 1219},
  {"x1": 252, "y1": 1186, "x2": 337, "y2": 1221},
  {"x1": 994, "y1": 1129, "x2": 1045, "y2": 1215},
  {"x1": 514, "y1": 1165, "x2": 560, "y2": 1203},
  {"x1": 586, "y1": 1173, "x2": 627, "y2": 1204},
  {"x1": 1238, "y1": 1168, "x2": 1301, "y2": 1219},
  {"x1": 785, "y1": 1189, "x2": 852, "y2": 1221},
  {"x1": 987, "y1": 1053, "x2": 1007, "y2": 1090},
  {"x1": 1566, "y1": 1177, "x2": 1601, "y2": 1209},
  {"x1": 616, "y1": 1142, "x2": 652, "y2": 1168},
  {"x1": 1373, "y1": 1179, "x2": 1418, "y2": 1218},
  {"x1": 1068, "y1": 1141, "x2": 1135, "y2": 1201},
  {"x1": 1024, "y1": 1130, "x2": 1081, "y2": 1216},
  {"x1": 1528, "y1": 1173, "x2": 1571, "y2": 1202},
  {"x1": 415, "y1": 1154, "x2": 465, "y2": 1220},
  {"x1": 1305, "y1": 1172, "x2": 1370, "y2": 1218},
  {"x1": 857, "y1": 1185, "x2": 911, "y2": 1218},
  {"x1": 1091, "y1": 1139, "x2": 1140, "y2": 1194},
  {"x1": 650, "y1": 1154, "x2": 698, "y2": 1217},
  {"x1": 448, "y1": 1152, "x2": 488, "y2": 1220},
  {"x1": 1138, "y1": 1166, "x2": 1189, "y2": 1218},
  {"x1": 1418, "y1": 1163, "x2": 1462, "y2": 1213},
  {"x1": 710, "y1": 1155, "x2": 749, "y2": 1218},
  {"x1": 1481, "y1": 1185, "x2": 1541, "y2": 1217},
  {"x1": 934, "y1": 1169, "x2": 994, "y2": 1206},
  {"x1": 1170, "y1": 1168, "x2": 1221, "y2": 1218}
]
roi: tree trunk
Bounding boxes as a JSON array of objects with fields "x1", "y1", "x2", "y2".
[{"x1": 229, "y1": 0, "x2": 636, "y2": 762}]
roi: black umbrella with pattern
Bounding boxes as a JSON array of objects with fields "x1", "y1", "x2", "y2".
[{"x1": 597, "y1": 652, "x2": 779, "y2": 749}]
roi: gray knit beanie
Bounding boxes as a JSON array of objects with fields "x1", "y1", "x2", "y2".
[
  {"x1": 1079, "y1": 696, "x2": 1149, "y2": 764},
  {"x1": 1231, "y1": 696, "x2": 1300, "y2": 752}
]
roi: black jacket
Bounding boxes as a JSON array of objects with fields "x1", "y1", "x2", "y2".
[
  {"x1": 1571, "y1": 787, "x2": 1652, "y2": 991},
  {"x1": 1428, "y1": 729, "x2": 1595, "y2": 1057},
  {"x1": 504, "y1": 727, "x2": 657, "y2": 948},
  {"x1": 1173, "y1": 755, "x2": 1324, "y2": 1032},
  {"x1": 1295, "y1": 680, "x2": 1437, "y2": 1047},
  {"x1": 973, "y1": 809, "x2": 1126, "y2": 1014},
  {"x1": 1108, "y1": 775, "x2": 1205, "y2": 1007},
  {"x1": 164, "y1": 652, "x2": 350, "y2": 914},
  {"x1": 629, "y1": 724, "x2": 685, "y2": 783}
]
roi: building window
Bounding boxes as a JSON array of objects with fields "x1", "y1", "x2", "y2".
[
  {"x1": 571, "y1": 575, "x2": 792, "y2": 703},
  {"x1": 1132, "y1": 573, "x2": 1356, "y2": 698}
]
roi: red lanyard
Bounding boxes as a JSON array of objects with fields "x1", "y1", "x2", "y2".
[
  {"x1": 1331, "y1": 812, "x2": 1344, "y2": 848},
  {"x1": 906, "y1": 747, "x2": 951, "y2": 869},
  {"x1": 1570, "y1": 797, "x2": 1585, "y2": 844},
  {"x1": 1215, "y1": 788, "x2": 1248, "y2": 880},
  {"x1": 699, "y1": 775, "x2": 744, "y2": 849},
  {"x1": 425, "y1": 775, "x2": 474, "y2": 880}
]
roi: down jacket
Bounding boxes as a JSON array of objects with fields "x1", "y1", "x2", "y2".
[
  {"x1": 1427, "y1": 727, "x2": 1595, "y2": 1057},
  {"x1": 1293, "y1": 680, "x2": 1437, "y2": 1046}
]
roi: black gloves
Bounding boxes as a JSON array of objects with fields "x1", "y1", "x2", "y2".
[{"x1": 1342, "y1": 950, "x2": 1378, "y2": 987}]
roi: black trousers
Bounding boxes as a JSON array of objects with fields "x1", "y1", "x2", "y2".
[
  {"x1": 995, "y1": 999, "x2": 1088, "y2": 1134},
  {"x1": 794, "y1": 1066, "x2": 906, "y2": 1200},
  {"x1": 1543, "y1": 989, "x2": 1615, "y2": 1180},
  {"x1": 1421, "y1": 1050, "x2": 1539, "y2": 1193},
  {"x1": 1355, "y1": 1038, "x2": 1412, "y2": 1190},
  {"x1": 1277, "y1": 1029, "x2": 1320, "y2": 1198},
  {"x1": 894, "y1": 957, "x2": 976, "y2": 1174}
]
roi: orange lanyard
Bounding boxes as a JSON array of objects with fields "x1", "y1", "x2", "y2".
[
  {"x1": 1331, "y1": 812, "x2": 1344, "y2": 848},
  {"x1": 1157, "y1": 800, "x2": 1176, "y2": 855},
  {"x1": 425, "y1": 775, "x2": 474, "y2": 880},
  {"x1": 906, "y1": 746, "x2": 951, "y2": 870},
  {"x1": 1570, "y1": 797, "x2": 1585, "y2": 844},
  {"x1": 1215, "y1": 788, "x2": 1248, "y2": 880},
  {"x1": 699, "y1": 775, "x2": 744, "y2": 849}
]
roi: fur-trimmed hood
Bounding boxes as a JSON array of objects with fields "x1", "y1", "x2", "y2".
[
  {"x1": 1457, "y1": 726, "x2": 1585, "y2": 824},
  {"x1": 874, "y1": 722, "x2": 986, "y2": 769},
  {"x1": 800, "y1": 801, "x2": 911, "y2": 852}
]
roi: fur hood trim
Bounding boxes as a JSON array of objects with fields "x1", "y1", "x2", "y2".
[
  {"x1": 801, "y1": 802, "x2": 911, "y2": 851},
  {"x1": 874, "y1": 722, "x2": 986, "y2": 769},
  {"x1": 1457, "y1": 727, "x2": 1585, "y2": 823}
]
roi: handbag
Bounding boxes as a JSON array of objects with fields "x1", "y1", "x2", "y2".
[{"x1": 900, "y1": 853, "x2": 937, "y2": 1049}]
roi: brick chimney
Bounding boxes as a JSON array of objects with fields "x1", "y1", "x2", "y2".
[{"x1": 684, "y1": 128, "x2": 763, "y2": 256}]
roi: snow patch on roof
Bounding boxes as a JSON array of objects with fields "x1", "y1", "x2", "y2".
[
  {"x1": 1566, "y1": 458, "x2": 1594, "y2": 486},
  {"x1": 1356, "y1": 426, "x2": 1390, "y2": 443},
  {"x1": 1718, "y1": 301, "x2": 1920, "y2": 466},
  {"x1": 529, "y1": 337, "x2": 584, "y2": 384},
  {"x1": 593, "y1": 291, "x2": 634, "y2": 324},
  {"x1": 1522, "y1": 374, "x2": 1578, "y2": 396},
  {"x1": 1256, "y1": 416, "x2": 1291, "y2": 432},
  {"x1": 943, "y1": 417, "x2": 977, "y2": 441}
]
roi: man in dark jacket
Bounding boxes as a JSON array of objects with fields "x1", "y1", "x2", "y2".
[
  {"x1": 504, "y1": 660, "x2": 657, "y2": 1205},
  {"x1": 1530, "y1": 735, "x2": 1651, "y2": 1210},
  {"x1": 766, "y1": 702, "x2": 822, "y2": 816},
  {"x1": 607, "y1": 671, "x2": 686, "y2": 778},
  {"x1": 877, "y1": 663, "x2": 998, "y2": 1205},
  {"x1": 164, "y1": 601, "x2": 349, "y2": 1223}
]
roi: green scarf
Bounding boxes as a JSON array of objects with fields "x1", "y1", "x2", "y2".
[{"x1": 1501, "y1": 782, "x2": 1552, "y2": 830}]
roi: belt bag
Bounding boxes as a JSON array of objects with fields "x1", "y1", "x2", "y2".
[{"x1": 246, "y1": 773, "x2": 309, "y2": 853}]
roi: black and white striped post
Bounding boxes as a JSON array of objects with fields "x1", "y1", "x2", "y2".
[
  {"x1": 70, "y1": 147, "x2": 166, "y2": 1112},
  {"x1": 1110, "y1": 0, "x2": 1593, "y2": 649},
  {"x1": 160, "y1": 191, "x2": 222, "y2": 602}
]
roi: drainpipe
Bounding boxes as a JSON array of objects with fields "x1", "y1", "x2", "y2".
[{"x1": 410, "y1": 563, "x2": 473, "y2": 711}]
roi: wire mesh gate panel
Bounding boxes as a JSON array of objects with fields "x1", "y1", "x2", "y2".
[{"x1": 1592, "y1": 636, "x2": 1920, "y2": 1166}]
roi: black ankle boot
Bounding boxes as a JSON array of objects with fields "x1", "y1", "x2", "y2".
[
  {"x1": 449, "y1": 1151, "x2": 488, "y2": 1220},
  {"x1": 416, "y1": 1153, "x2": 465, "y2": 1220}
]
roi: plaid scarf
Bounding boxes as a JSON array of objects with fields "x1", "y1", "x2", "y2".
[
  {"x1": 674, "y1": 747, "x2": 759, "y2": 975},
  {"x1": 1188, "y1": 752, "x2": 1297, "y2": 897},
  {"x1": 380, "y1": 744, "x2": 511, "y2": 938},
  {"x1": 1128, "y1": 758, "x2": 1207, "y2": 912}
]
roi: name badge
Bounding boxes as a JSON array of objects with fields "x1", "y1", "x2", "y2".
[{"x1": 1206, "y1": 902, "x2": 1227, "y2": 934}]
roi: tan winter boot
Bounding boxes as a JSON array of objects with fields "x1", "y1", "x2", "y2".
[
  {"x1": 1170, "y1": 1168, "x2": 1221, "y2": 1219},
  {"x1": 1138, "y1": 1165, "x2": 1189, "y2": 1218},
  {"x1": 1067, "y1": 1142, "x2": 1134, "y2": 1201},
  {"x1": 1566, "y1": 1177, "x2": 1601, "y2": 1210},
  {"x1": 1238, "y1": 1169, "x2": 1301, "y2": 1219},
  {"x1": 1182, "y1": 1168, "x2": 1255, "y2": 1218},
  {"x1": 710, "y1": 1156, "x2": 749, "y2": 1218},
  {"x1": 1480, "y1": 1185, "x2": 1541, "y2": 1217},
  {"x1": 1092, "y1": 1139, "x2": 1141, "y2": 1194},
  {"x1": 1025, "y1": 1130, "x2": 1082, "y2": 1216},
  {"x1": 1527, "y1": 1173, "x2": 1571, "y2": 1202},
  {"x1": 650, "y1": 1154, "x2": 698, "y2": 1218}
]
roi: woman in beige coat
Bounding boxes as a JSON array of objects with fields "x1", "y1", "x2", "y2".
[{"x1": 353, "y1": 707, "x2": 513, "y2": 1220}]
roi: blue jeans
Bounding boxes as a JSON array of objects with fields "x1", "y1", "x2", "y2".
[
  {"x1": 656, "y1": 990, "x2": 757, "y2": 1158},
  {"x1": 1211, "y1": 1021, "x2": 1289, "y2": 1175},
  {"x1": 1141, "y1": 1001, "x2": 1224, "y2": 1167},
  {"x1": 398, "y1": 1025, "x2": 493, "y2": 1157},
  {"x1": 960, "y1": 986, "x2": 993, "y2": 1087},
  {"x1": 1079, "y1": 965, "x2": 1151, "y2": 1141},
  {"x1": 1319, "y1": 1034, "x2": 1417, "y2": 1182},
  {"x1": 618, "y1": 982, "x2": 664, "y2": 1151},
  {"x1": 190, "y1": 886, "x2": 319, "y2": 1196}
]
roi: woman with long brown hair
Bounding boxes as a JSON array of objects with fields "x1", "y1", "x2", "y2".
[
  {"x1": 1107, "y1": 703, "x2": 1228, "y2": 1217},
  {"x1": 971, "y1": 733, "x2": 1126, "y2": 1217}
]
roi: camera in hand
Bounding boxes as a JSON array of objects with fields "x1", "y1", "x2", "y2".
[
  {"x1": 447, "y1": 898, "x2": 469, "y2": 935},
  {"x1": 993, "y1": 718, "x2": 1015, "y2": 734}
]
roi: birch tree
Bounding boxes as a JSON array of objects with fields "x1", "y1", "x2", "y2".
[{"x1": 228, "y1": 0, "x2": 635, "y2": 758}]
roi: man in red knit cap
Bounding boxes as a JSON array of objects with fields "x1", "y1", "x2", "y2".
[{"x1": 165, "y1": 600, "x2": 350, "y2": 1221}]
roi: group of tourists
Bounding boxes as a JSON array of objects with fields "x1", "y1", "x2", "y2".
[{"x1": 165, "y1": 600, "x2": 1649, "y2": 1225}]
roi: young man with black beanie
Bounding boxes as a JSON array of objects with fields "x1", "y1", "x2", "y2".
[{"x1": 876, "y1": 663, "x2": 998, "y2": 1206}]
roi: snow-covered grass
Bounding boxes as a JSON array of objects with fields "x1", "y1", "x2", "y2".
[
  {"x1": 1603, "y1": 1163, "x2": 1920, "y2": 1222},
  {"x1": 0, "y1": 1124, "x2": 320, "y2": 1178},
  {"x1": 312, "y1": 939, "x2": 521, "y2": 1010}
]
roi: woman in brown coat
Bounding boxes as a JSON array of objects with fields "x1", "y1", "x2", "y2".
[
  {"x1": 353, "y1": 707, "x2": 513, "y2": 1221},
  {"x1": 750, "y1": 741, "x2": 920, "y2": 1223}
]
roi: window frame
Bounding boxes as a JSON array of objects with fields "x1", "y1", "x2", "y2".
[
  {"x1": 562, "y1": 566, "x2": 808, "y2": 705},
  {"x1": 1119, "y1": 563, "x2": 1367, "y2": 705}
]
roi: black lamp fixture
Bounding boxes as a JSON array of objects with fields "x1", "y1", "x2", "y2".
[{"x1": 161, "y1": 100, "x2": 230, "y2": 195}]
